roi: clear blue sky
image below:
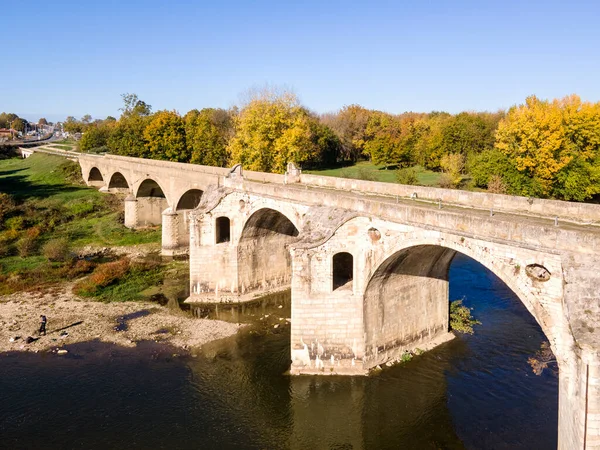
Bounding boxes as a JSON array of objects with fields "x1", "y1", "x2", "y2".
[{"x1": 2, "y1": 0, "x2": 599, "y2": 122}]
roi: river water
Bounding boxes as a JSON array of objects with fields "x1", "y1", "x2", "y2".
[{"x1": 0, "y1": 254, "x2": 557, "y2": 449}]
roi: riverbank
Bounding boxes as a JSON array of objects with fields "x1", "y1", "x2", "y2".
[{"x1": 0, "y1": 284, "x2": 242, "y2": 354}]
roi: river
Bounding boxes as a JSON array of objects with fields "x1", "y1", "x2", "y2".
[{"x1": 0, "y1": 254, "x2": 557, "y2": 449}]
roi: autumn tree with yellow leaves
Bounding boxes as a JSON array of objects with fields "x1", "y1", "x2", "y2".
[
  {"x1": 495, "y1": 95, "x2": 600, "y2": 200},
  {"x1": 228, "y1": 90, "x2": 337, "y2": 173},
  {"x1": 143, "y1": 110, "x2": 189, "y2": 162}
]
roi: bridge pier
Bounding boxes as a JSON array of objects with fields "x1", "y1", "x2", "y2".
[
  {"x1": 161, "y1": 208, "x2": 191, "y2": 256},
  {"x1": 124, "y1": 195, "x2": 138, "y2": 229},
  {"x1": 124, "y1": 195, "x2": 168, "y2": 229}
]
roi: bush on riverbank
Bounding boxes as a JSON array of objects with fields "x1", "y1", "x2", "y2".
[
  {"x1": 450, "y1": 299, "x2": 481, "y2": 334},
  {"x1": 73, "y1": 257, "x2": 164, "y2": 302}
]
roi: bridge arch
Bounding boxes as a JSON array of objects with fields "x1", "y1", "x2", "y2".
[
  {"x1": 135, "y1": 178, "x2": 167, "y2": 199},
  {"x1": 133, "y1": 178, "x2": 169, "y2": 227},
  {"x1": 175, "y1": 189, "x2": 204, "y2": 211},
  {"x1": 237, "y1": 207, "x2": 299, "y2": 294},
  {"x1": 108, "y1": 172, "x2": 130, "y2": 190},
  {"x1": 87, "y1": 167, "x2": 104, "y2": 186},
  {"x1": 362, "y1": 236, "x2": 564, "y2": 367}
]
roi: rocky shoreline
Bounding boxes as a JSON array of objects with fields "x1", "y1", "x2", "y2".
[{"x1": 0, "y1": 284, "x2": 242, "y2": 355}]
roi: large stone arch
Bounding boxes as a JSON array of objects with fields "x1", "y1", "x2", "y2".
[
  {"x1": 362, "y1": 233, "x2": 567, "y2": 367},
  {"x1": 289, "y1": 215, "x2": 569, "y2": 373},
  {"x1": 237, "y1": 207, "x2": 300, "y2": 294},
  {"x1": 236, "y1": 197, "x2": 304, "y2": 241}
]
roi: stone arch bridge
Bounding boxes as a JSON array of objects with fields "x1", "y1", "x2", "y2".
[{"x1": 27, "y1": 148, "x2": 600, "y2": 449}]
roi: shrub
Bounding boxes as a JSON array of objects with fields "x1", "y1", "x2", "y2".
[
  {"x1": 356, "y1": 167, "x2": 377, "y2": 181},
  {"x1": 74, "y1": 258, "x2": 131, "y2": 296},
  {"x1": 487, "y1": 175, "x2": 507, "y2": 194},
  {"x1": 438, "y1": 173, "x2": 454, "y2": 189},
  {"x1": 58, "y1": 161, "x2": 83, "y2": 184},
  {"x1": 68, "y1": 200, "x2": 96, "y2": 217},
  {"x1": 396, "y1": 167, "x2": 418, "y2": 185},
  {"x1": 0, "y1": 192, "x2": 16, "y2": 223},
  {"x1": 450, "y1": 299, "x2": 481, "y2": 334},
  {"x1": 58, "y1": 259, "x2": 96, "y2": 279},
  {"x1": 5, "y1": 216, "x2": 25, "y2": 232},
  {"x1": 16, "y1": 236, "x2": 37, "y2": 257},
  {"x1": 89, "y1": 258, "x2": 130, "y2": 287},
  {"x1": 42, "y1": 238, "x2": 71, "y2": 262}
]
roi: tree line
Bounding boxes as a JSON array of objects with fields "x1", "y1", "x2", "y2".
[
  {"x1": 0, "y1": 113, "x2": 49, "y2": 134},
  {"x1": 72, "y1": 91, "x2": 600, "y2": 202}
]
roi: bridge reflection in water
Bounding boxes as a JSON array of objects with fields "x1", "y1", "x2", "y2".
[{"x1": 188, "y1": 254, "x2": 556, "y2": 449}]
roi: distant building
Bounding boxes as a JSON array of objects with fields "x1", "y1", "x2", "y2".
[{"x1": 0, "y1": 128, "x2": 16, "y2": 138}]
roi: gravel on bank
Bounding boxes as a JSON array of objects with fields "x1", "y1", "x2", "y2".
[{"x1": 0, "y1": 284, "x2": 242, "y2": 354}]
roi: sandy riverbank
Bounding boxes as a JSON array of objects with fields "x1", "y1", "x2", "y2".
[{"x1": 0, "y1": 284, "x2": 242, "y2": 354}]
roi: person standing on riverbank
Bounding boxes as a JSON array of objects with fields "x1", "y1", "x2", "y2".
[{"x1": 39, "y1": 315, "x2": 47, "y2": 336}]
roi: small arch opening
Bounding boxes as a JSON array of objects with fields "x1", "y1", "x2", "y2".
[
  {"x1": 176, "y1": 189, "x2": 203, "y2": 211},
  {"x1": 333, "y1": 252, "x2": 353, "y2": 291},
  {"x1": 136, "y1": 179, "x2": 165, "y2": 198},
  {"x1": 108, "y1": 172, "x2": 129, "y2": 189},
  {"x1": 88, "y1": 167, "x2": 103, "y2": 182},
  {"x1": 216, "y1": 217, "x2": 231, "y2": 244}
]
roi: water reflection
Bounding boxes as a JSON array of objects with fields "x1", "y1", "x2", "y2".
[{"x1": 0, "y1": 254, "x2": 557, "y2": 449}]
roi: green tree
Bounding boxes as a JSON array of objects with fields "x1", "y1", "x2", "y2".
[
  {"x1": 80, "y1": 123, "x2": 113, "y2": 152},
  {"x1": 364, "y1": 112, "x2": 410, "y2": 169},
  {"x1": 64, "y1": 116, "x2": 83, "y2": 133},
  {"x1": 144, "y1": 110, "x2": 189, "y2": 162},
  {"x1": 441, "y1": 112, "x2": 500, "y2": 159},
  {"x1": 185, "y1": 108, "x2": 233, "y2": 167},
  {"x1": 0, "y1": 112, "x2": 18, "y2": 128},
  {"x1": 310, "y1": 121, "x2": 342, "y2": 167},
  {"x1": 38, "y1": 118, "x2": 48, "y2": 125},
  {"x1": 107, "y1": 115, "x2": 150, "y2": 157},
  {"x1": 119, "y1": 93, "x2": 152, "y2": 118},
  {"x1": 12, "y1": 118, "x2": 26, "y2": 132},
  {"x1": 107, "y1": 94, "x2": 154, "y2": 158}
]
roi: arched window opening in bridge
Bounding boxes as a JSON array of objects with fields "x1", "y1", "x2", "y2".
[
  {"x1": 216, "y1": 217, "x2": 231, "y2": 243},
  {"x1": 108, "y1": 172, "x2": 129, "y2": 189},
  {"x1": 176, "y1": 189, "x2": 204, "y2": 211},
  {"x1": 333, "y1": 252, "x2": 353, "y2": 291},
  {"x1": 136, "y1": 179, "x2": 166, "y2": 198},
  {"x1": 88, "y1": 167, "x2": 103, "y2": 182}
]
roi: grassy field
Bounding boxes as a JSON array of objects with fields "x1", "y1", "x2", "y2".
[
  {"x1": 0, "y1": 154, "x2": 163, "y2": 298},
  {"x1": 0, "y1": 153, "x2": 160, "y2": 246},
  {"x1": 305, "y1": 161, "x2": 443, "y2": 186},
  {"x1": 49, "y1": 144, "x2": 76, "y2": 151}
]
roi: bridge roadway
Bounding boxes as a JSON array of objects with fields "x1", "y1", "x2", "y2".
[{"x1": 22, "y1": 147, "x2": 600, "y2": 450}]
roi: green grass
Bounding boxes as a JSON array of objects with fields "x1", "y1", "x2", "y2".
[
  {"x1": 52, "y1": 139, "x2": 77, "y2": 145},
  {"x1": 93, "y1": 264, "x2": 164, "y2": 302},
  {"x1": 49, "y1": 144, "x2": 75, "y2": 151},
  {"x1": 305, "y1": 161, "x2": 443, "y2": 186},
  {"x1": 0, "y1": 154, "x2": 161, "y2": 280},
  {"x1": 0, "y1": 256, "x2": 47, "y2": 274}
]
